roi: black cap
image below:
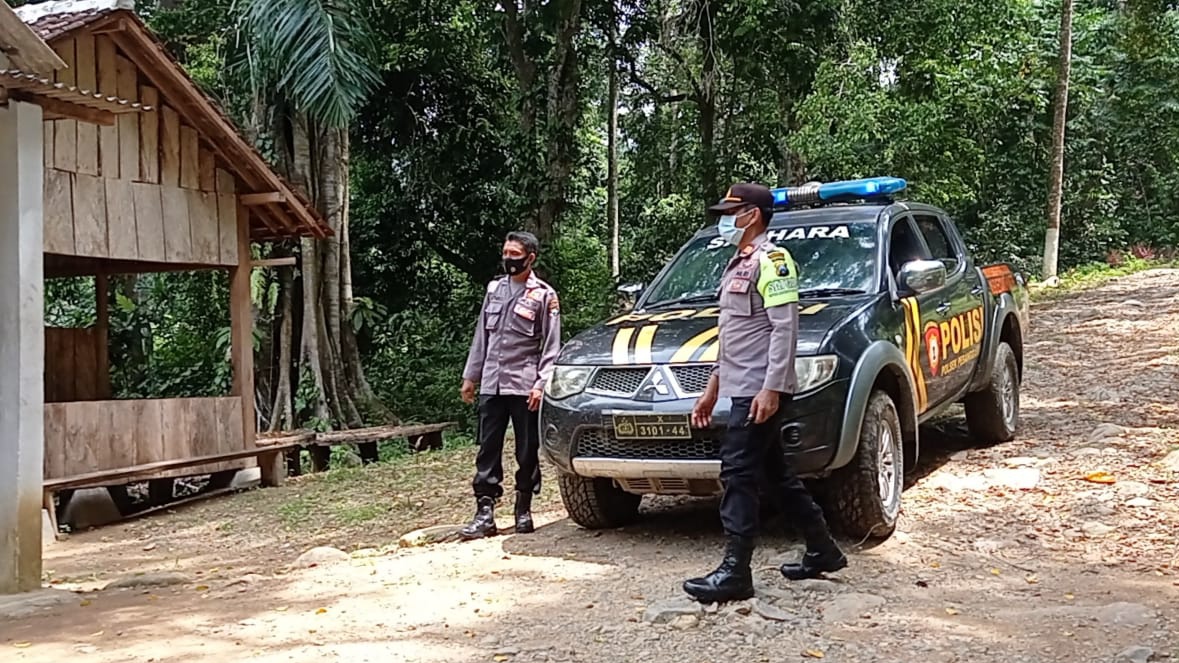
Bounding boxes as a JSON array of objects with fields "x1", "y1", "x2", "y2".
[{"x1": 708, "y1": 183, "x2": 774, "y2": 215}]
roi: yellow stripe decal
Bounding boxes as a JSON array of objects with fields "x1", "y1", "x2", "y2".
[
  {"x1": 612, "y1": 327, "x2": 635, "y2": 365},
  {"x1": 634, "y1": 325, "x2": 658, "y2": 364},
  {"x1": 699, "y1": 339, "x2": 720, "y2": 362},
  {"x1": 902, "y1": 298, "x2": 928, "y2": 412},
  {"x1": 800, "y1": 303, "x2": 829, "y2": 316},
  {"x1": 670, "y1": 327, "x2": 719, "y2": 364}
]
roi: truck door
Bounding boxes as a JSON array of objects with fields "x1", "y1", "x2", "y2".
[
  {"x1": 887, "y1": 214, "x2": 944, "y2": 415},
  {"x1": 910, "y1": 212, "x2": 986, "y2": 402}
]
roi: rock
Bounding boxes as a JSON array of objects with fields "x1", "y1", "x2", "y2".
[
  {"x1": 104, "y1": 571, "x2": 190, "y2": 590},
  {"x1": 1160, "y1": 450, "x2": 1179, "y2": 472},
  {"x1": 0, "y1": 589, "x2": 76, "y2": 619},
  {"x1": 1003, "y1": 457, "x2": 1040, "y2": 468},
  {"x1": 226, "y1": 573, "x2": 267, "y2": 587},
  {"x1": 1089, "y1": 424, "x2": 1128, "y2": 443},
  {"x1": 643, "y1": 598, "x2": 703, "y2": 624},
  {"x1": 983, "y1": 468, "x2": 1041, "y2": 490},
  {"x1": 733, "y1": 616, "x2": 772, "y2": 636},
  {"x1": 1082, "y1": 521, "x2": 1116, "y2": 537},
  {"x1": 926, "y1": 472, "x2": 990, "y2": 492},
  {"x1": 792, "y1": 578, "x2": 841, "y2": 593},
  {"x1": 75, "y1": 645, "x2": 98, "y2": 654},
  {"x1": 1115, "y1": 646, "x2": 1154, "y2": 663},
  {"x1": 1123, "y1": 299, "x2": 1145, "y2": 308},
  {"x1": 350, "y1": 548, "x2": 381, "y2": 558},
  {"x1": 61, "y1": 487, "x2": 123, "y2": 530},
  {"x1": 670, "y1": 614, "x2": 699, "y2": 630},
  {"x1": 822, "y1": 593, "x2": 886, "y2": 623},
  {"x1": 494, "y1": 647, "x2": 521, "y2": 657},
  {"x1": 292, "y1": 546, "x2": 349, "y2": 568},
  {"x1": 752, "y1": 599, "x2": 795, "y2": 622},
  {"x1": 1126, "y1": 497, "x2": 1155, "y2": 508},
  {"x1": 1091, "y1": 603, "x2": 1155, "y2": 627},
  {"x1": 1116, "y1": 481, "x2": 1151, "y2": 498},
  {"x1": 398, "y1": 525, "x2": 464, "y2": 548},
  {"x1": 479, "y1": 636, "x2": 500, "y2": 647},
  {"x1": 703, "y1": 602, "x2": 719, "y2": 615},
  {"x1": 950, "y1": 451, "x2": 971, "y2": 462},
  {"x1": 1076, "y1": 447, "x2": 1106, "y2": 456}
]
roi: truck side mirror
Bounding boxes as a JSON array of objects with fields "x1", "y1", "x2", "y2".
[
  {"x1": 616, "y1": 283, "x2": 644, "y2": 312},
  {"x1": 898, "y1": 259, "x2": 946, "y2": 295}
]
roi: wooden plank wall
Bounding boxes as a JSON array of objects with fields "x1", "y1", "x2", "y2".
[
  {"x1": 41, "y1": 33, "x2": 240, "y2": 267},
  {"x1": 44, "y1": 327, "x2": 111, "y2": 403},
  {"x1": 42, "y1": 397, "x2": 247, "y2": 480}
]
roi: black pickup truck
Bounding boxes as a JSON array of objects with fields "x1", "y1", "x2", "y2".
[{"x1": 539, "y1": 178, "x2": 1031, "y2": 540}]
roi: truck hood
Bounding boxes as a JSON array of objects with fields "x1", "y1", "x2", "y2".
[{"x1": 557, "y1": 299, "x2": 865, "y2": 366}]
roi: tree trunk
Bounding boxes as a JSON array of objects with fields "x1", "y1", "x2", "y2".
[
  {"x1": 1043, "y1": 0, "x2": 1073, "y2": 282},
  {"x1": 696, "y1": 0, "x2": 718, "y2": 216},
  {"x1": 269, "y1": 264, "x2": 295, "y2": 431},
  {"x1": 607, "y1": 5, "x2": 620, "y2": 278}
]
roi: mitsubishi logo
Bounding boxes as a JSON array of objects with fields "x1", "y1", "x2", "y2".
[{"x1": 636, "y1": 368, "x2": 673, "y2": 401}]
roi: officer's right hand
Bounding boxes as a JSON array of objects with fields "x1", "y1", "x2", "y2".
[
  {"x1": 460, "y1": 379, "x2": 476, "y2": 404},
  {"x1": 691, "y1": 393, "x2": 717, "y2": 429}
]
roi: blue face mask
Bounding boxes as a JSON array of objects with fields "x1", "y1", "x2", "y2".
[{"x1": 717, "y1": 214, "x2": 746, "y2": 246}]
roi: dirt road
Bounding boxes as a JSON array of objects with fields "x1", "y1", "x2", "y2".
[{"x1": 5, "y1": 269, "x2": 1179, "y2": 663}]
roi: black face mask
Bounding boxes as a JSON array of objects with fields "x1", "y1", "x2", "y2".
[{"x1": 503, "y1": 256, "x2": 531, "y2": 275}]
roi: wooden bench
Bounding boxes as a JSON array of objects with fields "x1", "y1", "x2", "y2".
[
  {"x1": 43, "y1": 441, "x2": 304, "y2": 536},
  {"x1": 259, "y1": 422, "x2": 456, "y2": 474}
]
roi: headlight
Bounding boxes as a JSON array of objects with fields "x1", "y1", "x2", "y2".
[
  {"x1": 795, "y1": 355, "x2": 838, "y2": 392},
  {"x1": 546, "y1": 366, "x2": 593, "y2": 400}
]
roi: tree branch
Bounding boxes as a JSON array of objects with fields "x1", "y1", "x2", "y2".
[
  {"x1": 652, "y1": 41, "x2": 704, "y2": 100},
  {"x1": 623, "y1": 52, "x2": 690, "y2": 104},
  {"x1": 500, "y1": 0, "x2": 535, "y2": 90}
]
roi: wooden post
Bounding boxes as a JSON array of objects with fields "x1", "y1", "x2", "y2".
[
  {"x1": 0, "y1": 100, "x2": 45, "y2": 593},
  {"x1": 230, "y1": 201, "x2": 273, "y2": 485}
]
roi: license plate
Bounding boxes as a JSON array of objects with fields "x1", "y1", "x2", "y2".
[{"x1": 610, "y1": 413, "x2": 692, "y2": 440}]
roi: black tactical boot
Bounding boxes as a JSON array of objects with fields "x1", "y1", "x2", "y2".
[
  {"x1": 460, "y1": 496, "x2": 498, "y2": 540},
  {"x1": 514, "y1": 490, "x2": 534, "y2": 534},
  {"x1": 779, "y1": 536, "x2": 847, "y2": 580},
  {"x1": 682, "y1": 535, "x2": 755, "y2": 603}
]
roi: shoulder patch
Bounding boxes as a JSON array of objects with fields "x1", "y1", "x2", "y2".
[{"x1": 548, "y1": 293, "x2": 560, "y2": 315}]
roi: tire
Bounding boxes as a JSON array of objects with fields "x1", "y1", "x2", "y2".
[
  {"x1": 964, "y1": 341, "x2": 1020, "y2": 445},
  {"x1": 558, "y1": 472, "x2": 642, "y2": 529},
  {"x1": 822, "y1": 389, "x2": 903, "y2": 540}
]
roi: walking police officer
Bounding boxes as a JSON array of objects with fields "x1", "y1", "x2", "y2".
[
  {"x1": 460, "y1": 231, "x2": 562, "y2": 539},
  {"x1": 684, "y1": 183, "x2": 846, "y2": 603}
]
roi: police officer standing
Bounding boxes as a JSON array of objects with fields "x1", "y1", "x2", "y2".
[
  {"x1": 460, "y1": 231, "x2": 561, "y2": 539},
  {"x1": 684, "y1": 183, "x2": 846, "y2": 603}
]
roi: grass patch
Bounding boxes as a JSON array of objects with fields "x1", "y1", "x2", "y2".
[{"x1": 1030, "y1": 257, "x2": 1179, "y2": 302}]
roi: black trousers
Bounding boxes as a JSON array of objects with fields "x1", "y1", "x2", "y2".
[
  {"x1": 719, "y1": 396, "x2": 832, "y2": 543},
  {"x1": 473, "y1": 394, "x2": 541, "y2": 499}
]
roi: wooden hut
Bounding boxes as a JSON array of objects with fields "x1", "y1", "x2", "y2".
[{"x1": 15, "y1": 0, "x2": 329, "y2": 524}]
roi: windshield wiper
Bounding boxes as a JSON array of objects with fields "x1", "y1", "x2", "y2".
[
  {"x1": 798, "y1": 288, "x2": 867, "y2": 298},
  {"x1": 645, "y1": 293, "x2": 717, "y2": 309}
]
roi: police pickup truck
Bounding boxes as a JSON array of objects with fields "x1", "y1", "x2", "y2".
[{"x1": 539, "y1": 177, "x2": 1030, "y2": 540}]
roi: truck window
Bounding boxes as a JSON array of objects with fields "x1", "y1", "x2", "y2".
[
  {"x1": 913, "y1": 214, "x2": 959, "y2": 272},
  {"x1": 888, "y1": 217, "x2": 929, "y2": 279}
]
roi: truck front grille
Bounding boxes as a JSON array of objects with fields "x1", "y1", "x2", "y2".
[
  {"x1": 588, "y1": 367, "x2": 650, "y2": 395},
  {"x1": 573, "y1": 427, "x2": 720, "y2": 461},
  {"x1": 670, "y1": 365, "x2": 713, "y2": 395}
]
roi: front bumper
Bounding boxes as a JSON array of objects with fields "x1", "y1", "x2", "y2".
[{"x1": 540, "y1": 378, "x2": 848, "y2": 494}]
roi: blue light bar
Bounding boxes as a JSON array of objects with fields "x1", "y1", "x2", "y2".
[{"x1": 772, "y1": 177, "x2": 907, "y2": 208}]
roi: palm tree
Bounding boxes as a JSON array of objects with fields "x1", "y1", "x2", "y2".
[{"x1": 233, "y1": 0, "x2": 386, "y2": 437}]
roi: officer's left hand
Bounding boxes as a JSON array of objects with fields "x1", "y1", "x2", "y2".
[
  {"x1": 527, "y1": 388, "x2": 543, "y2": 411},
  {"x1": 750, "y1": 389, "x2": 780, "y2": 424}
]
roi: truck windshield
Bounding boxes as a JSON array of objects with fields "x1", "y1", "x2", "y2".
[{"x1": 642, "y1": 222, "x2": 878, "y2": 308}]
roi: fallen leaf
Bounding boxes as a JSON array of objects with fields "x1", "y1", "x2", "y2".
[
  {"x1": 494, "y1": 657, "x2": 510, "y2": 662},
  {"x1": 1025, "y1": 575, "x2": 1039, "y2": 584},
  {"x1": 274, "y1": 606, "x2": 289, "y2": 612},
  {"x1": 79, "y1": 599, "x2": 92, "y2": 607},
  {"x1": 13, "y1": 642, "x2": 32, "y2": 648},
  {"x1": 142, "y1": 543, "x2": 157, "y2": 551},
  {"x1": 930, "y1": 561, "x2": 941, "y2": 569},
  {"x1": 1083, "y1": 471, "x2": 1116, "y2": 484},
  {"x1": 1064, "y1": 593, "x2": 1075, "y2": 600},
  {"x1": 315, "y1": 608, "x2": 327, "y2": 615},
  {"x1": 194, "y1": 585, "x2": 209, "y2": 592},
  {"x1": 990, "y1": 568, "x2": 1001, "y2": 576},
  {"x1": 945, "y1": 607, "x2": 960, "y2": 615},
  {"x1": 87, "y1": 631, "x2": 104, "y2": 638},
  {"x1": 803, "y1": 649, "x2": 825, "y2": 658}
]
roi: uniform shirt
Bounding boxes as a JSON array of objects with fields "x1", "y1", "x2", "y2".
[
  {"x1": 463, "y1": 273, "x2": 562, "y2": 396},
  {"x1": 714, "y1": 232, "x2": 800, "y2": 398}
]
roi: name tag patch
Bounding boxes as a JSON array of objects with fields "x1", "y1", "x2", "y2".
[
  {"x1": 728, "y1": 278, "x2": 751, "y2": 293},
  {"x1": 514, "y1": 304, "x2": 536, "y2": 320}
]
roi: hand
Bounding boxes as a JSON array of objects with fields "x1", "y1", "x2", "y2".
[
  {"x1": 691, "y1": 392, "x2": 718, "y2": 429},
  {"x1": 527, "y1": 388, "x2": 543, "y2": 411},
  {"x1": 460, "y1": 379, "x2": 476, "y2": 404},
  {"x1": 750, "y1": 389, "x2": 780, "y2": 425}
]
